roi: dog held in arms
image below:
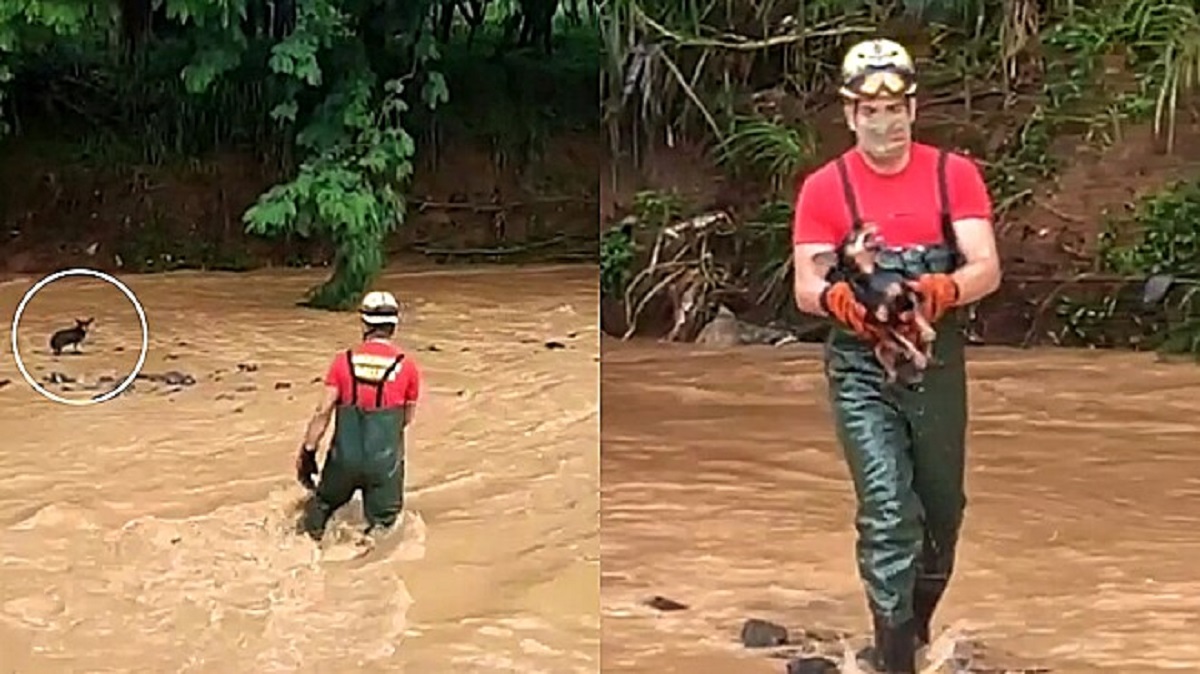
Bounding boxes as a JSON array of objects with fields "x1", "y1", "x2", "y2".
[{"x1": 814, "y1": 225, "x2": 938, "y2": 384}]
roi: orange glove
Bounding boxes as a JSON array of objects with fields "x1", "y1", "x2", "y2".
[
  {"x1": 907, "y1": 273, "x2": 960, "y2": 324},
  {"x1": 821, "y1": 282, "x2": 884, "y2": 341}
]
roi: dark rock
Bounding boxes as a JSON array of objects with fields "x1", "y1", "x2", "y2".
[
  {"x1": 786, "y1": 656, "x2": 839, "y2": 674},
  {"x1": 161, "y1": 371, "x2": 196, "y2": 386},
  {"x1": 545, "y1": 341, "x2": 567, "y2": 350},
  {"x1": 237, "y1": 362, "x2": 258, "y2": 373},
  {"x1": 165, "y1": 353, "x2": 179, "y2": 360},
  {"x1": 274, "y1": 381, "x2": 291, "y2": 390},
  {"x1": 643, "y1": 595, "x2": 688, "y2": 612},
  {"x1": 45, "y1": 372, "x2": 74, "y2": 384},
  {"x1": 138, "y1": 371, "x2": 195, "y2": 386},
  {"x1": 426, "y1": 344, "x2": 441, "y2": 352},
  {"x1": 0, "y1": 378, "x2": 10, "y2": 389},
  {"x1": 741, "y1": 618, "x2": 789, "y2": 648},
  {"x1": 236, "y1": 384, "x2": 256, "y2": 393}
]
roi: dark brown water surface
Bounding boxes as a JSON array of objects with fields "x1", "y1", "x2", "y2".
[
  {"x1": 602, "y1": 338, "x2": 1200, "y2": 674},
  {"x1": 1, "y1": 264, "x2": 599, "y2": 673}
]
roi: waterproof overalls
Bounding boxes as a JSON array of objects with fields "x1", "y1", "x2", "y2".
[
  {"x1": 824, "y1": 150, "x2": 967, "y2": 638},
  {"x1": 302, "y1": 348, "x2": 408, "y2": 539}
]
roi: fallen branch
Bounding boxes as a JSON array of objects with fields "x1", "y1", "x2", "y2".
[
  {"x1": 636, "y1": 7, "x2": 875, "y2": 52},
  {"x1": 414, "y1": 197, "x2": 597, "y2": 212},
  {"x1": 995, "y1": 188, "x2": 1034, "y2": 229},
  {"x1": 621, "y1": 211, "x2": 737, "y2": 340},
  {"x1": 1020, "y1": 271, "x2": 1143, "y2": 347},
  {"x1": 1004, "y1": 273, "x2": 1151, "y2": 284},
  {"x1": 1032, "y1": 197, "x2": 1086, "y2": 224},
  {"x1": 417, "y1": 234, "x2": 571, "y2": 257}
]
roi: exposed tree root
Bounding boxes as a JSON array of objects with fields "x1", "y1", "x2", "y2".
[{"x1": 621, "y1": 210, "x2": 738, "y2": 341}]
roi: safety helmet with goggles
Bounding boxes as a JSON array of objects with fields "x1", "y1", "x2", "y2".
[
  {"x1": 360, "y1": 290, "x2": 401, "y2": 325},
  {"x1": 839, "y1": 39, "x2": 917, "y2": 100}
]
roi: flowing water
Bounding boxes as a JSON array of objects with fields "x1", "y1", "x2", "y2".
[
  {"x1": 601, "y1": 338, "x2": 1200, "y2": 674},
  {"x1": 0, "y1": 263, "x2": 599, "y2": 673}
]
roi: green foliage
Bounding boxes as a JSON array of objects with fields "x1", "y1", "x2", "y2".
[
  {"x1": 600, "y1": 223, "x2": 634, "y2": 299},
  {"x1": 599, "y1": 190, "x2": 684, "y2": 300},
  {"x1": 1101, "y1": 181, "x2": 1200, "y2": 275},
  {"x1": 1041, "y1": 0, "x2": 1200, "y2": 151},
  {"x1": 0, "y1": 0, "x2": 598, "y2": 310},
  {"x1": 1068, "y1": 181, "x2": 1200, "y2": 355},
  {"x1": 980, "y1": 109, "x2": 1056, "y2": 213},
  {"x1": 424, "y1": 19, "x2": 599, "y2": 160},
  {"x1": 717, "y1": 115, "x2": 818, "y2": 197}
]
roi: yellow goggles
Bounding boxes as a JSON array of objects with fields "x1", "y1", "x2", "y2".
[{"x1": 842, "y1": 68, "x2": 917, "y2": 98}]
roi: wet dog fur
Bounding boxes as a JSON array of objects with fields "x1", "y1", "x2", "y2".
[
  {"x1": 49, "y1": 317, "x2": 94, "y2": 355},
  {"x1": 814, "y1": 225, "x2": 937, "y2": 384}
]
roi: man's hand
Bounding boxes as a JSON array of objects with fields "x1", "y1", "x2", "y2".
[
  {"x1": 296, "y1": 445, "x2": 319, "y2": 492},
  {"x1": 821, "y1": 282, "x2": 883, "y2": 341},
  {"x1": 908, "y1": 274, "x2": 960, "y2": 324}
]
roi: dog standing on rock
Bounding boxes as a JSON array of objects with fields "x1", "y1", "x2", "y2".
[{"x1": 50, "y1": 317, "x2": 94, "y2": 355}]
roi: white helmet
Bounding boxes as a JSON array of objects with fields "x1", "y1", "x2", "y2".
[
  {"x1": 839, "y1": 38, "x2": 917, "y2": 100},
  {"x1": 360, "y1": 290, "x2": 400, "y2": 325}
]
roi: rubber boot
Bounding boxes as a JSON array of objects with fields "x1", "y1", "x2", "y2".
[
  {"x1": 870, "y1": 613, "x2": 917, "y2": 674},
  {"x1": 913, "y1": 581, "x2": 947, "y2": 646}
]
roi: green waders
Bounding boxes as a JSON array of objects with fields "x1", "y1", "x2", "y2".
[
  {"x1": 303, "y1": 350, "x2": 407, "y2": 540},
  {"x1": 826, "y1": 151, "x2": 967, "y2": 672}
]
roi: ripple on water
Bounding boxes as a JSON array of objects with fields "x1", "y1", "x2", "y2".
[
  {"x1": 602, "y1": 343, "x2": 1200, "y2": 674},
  {"x1": 0, "y1": 265, "x2": 599, "y2": 673}
]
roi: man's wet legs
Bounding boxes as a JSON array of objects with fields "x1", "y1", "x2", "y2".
[
  {"x1": 361, "y1": 457, "x2": 404, "y2": 535},
  {"x1": 906, "y1": 361, "x2": 968, "y2": 645},
  {"x1": 828, "y1": 376, "x2": 922, "y2": 672},
  {"x1": 301, "y1": 459, "x2": 356, "y2": 540}
]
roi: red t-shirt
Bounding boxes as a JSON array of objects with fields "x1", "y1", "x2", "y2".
[
  {"x1": 792, "y1": 142, "x2": 993, "y2": 248},
  {"x1": 324, "y1": 340, "x2": 421, "y2": 410}
]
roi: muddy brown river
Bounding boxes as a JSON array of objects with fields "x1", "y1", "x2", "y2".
[
  {"x1": 0, "y1": 264, "x2": 598, "y2": 673},
  {"x1": 601, "y1": 339, "x2": 1200, "y2": 674}
]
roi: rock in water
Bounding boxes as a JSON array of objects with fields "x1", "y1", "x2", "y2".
[
  {"x1": 695, "y1": 306, "x2": 740, "y2": 347},
  {"x1": 740, "y1": 618, "x2": 789, "y2": 648},
  {"x1": 643, "y1": 595, "x2": 688, "y2": 612},
  {"x1": 786, "y1": 657, "x2": 839, "y2": 674}
]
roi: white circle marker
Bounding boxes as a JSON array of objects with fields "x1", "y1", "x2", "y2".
[{"x1": 10, "y1": 268, "x2": 149, "y2": 406}]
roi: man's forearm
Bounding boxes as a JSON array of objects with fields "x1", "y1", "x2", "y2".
[
  {"x1": 793, "y1": 276, "x2": 831, "y2": 317},
  {"x1": 303, "y1": 413, "x2": 330, "y2": 448},
  {"x1": 950, "y1": 260, "x2": 1002, "y2": 306}
]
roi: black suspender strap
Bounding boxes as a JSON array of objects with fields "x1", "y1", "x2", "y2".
[
  {"x1": 835, "y1": 156, "x2": 865, "y2": 230},
  {"x1": 344, "y1": 349, "x2": 405, "y2": 408},
  {"x1": 374, "y1": 355, "x2": 405, "y2": 408},
  {"x1": 936, "y1": 149, "x2": 959, "y2": 252},
  {"x1": 838, "y1": 150, "x2": 962, "y2": 266}
]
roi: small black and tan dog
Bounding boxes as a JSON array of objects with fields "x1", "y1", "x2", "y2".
[
  {"x1": 49, "y1": 317, "x2": 95, "y2": 356},
  {"x1": 815, "y1": 225, "x2": 937, "y2": 384}
]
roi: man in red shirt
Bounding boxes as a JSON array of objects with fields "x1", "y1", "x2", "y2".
[
  {"x1": 295, "y1": 290, "x2": 421, "y2": 541},
  {"x1": 791, "y1": 39, "x2": 1002, "y2": 672}
]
